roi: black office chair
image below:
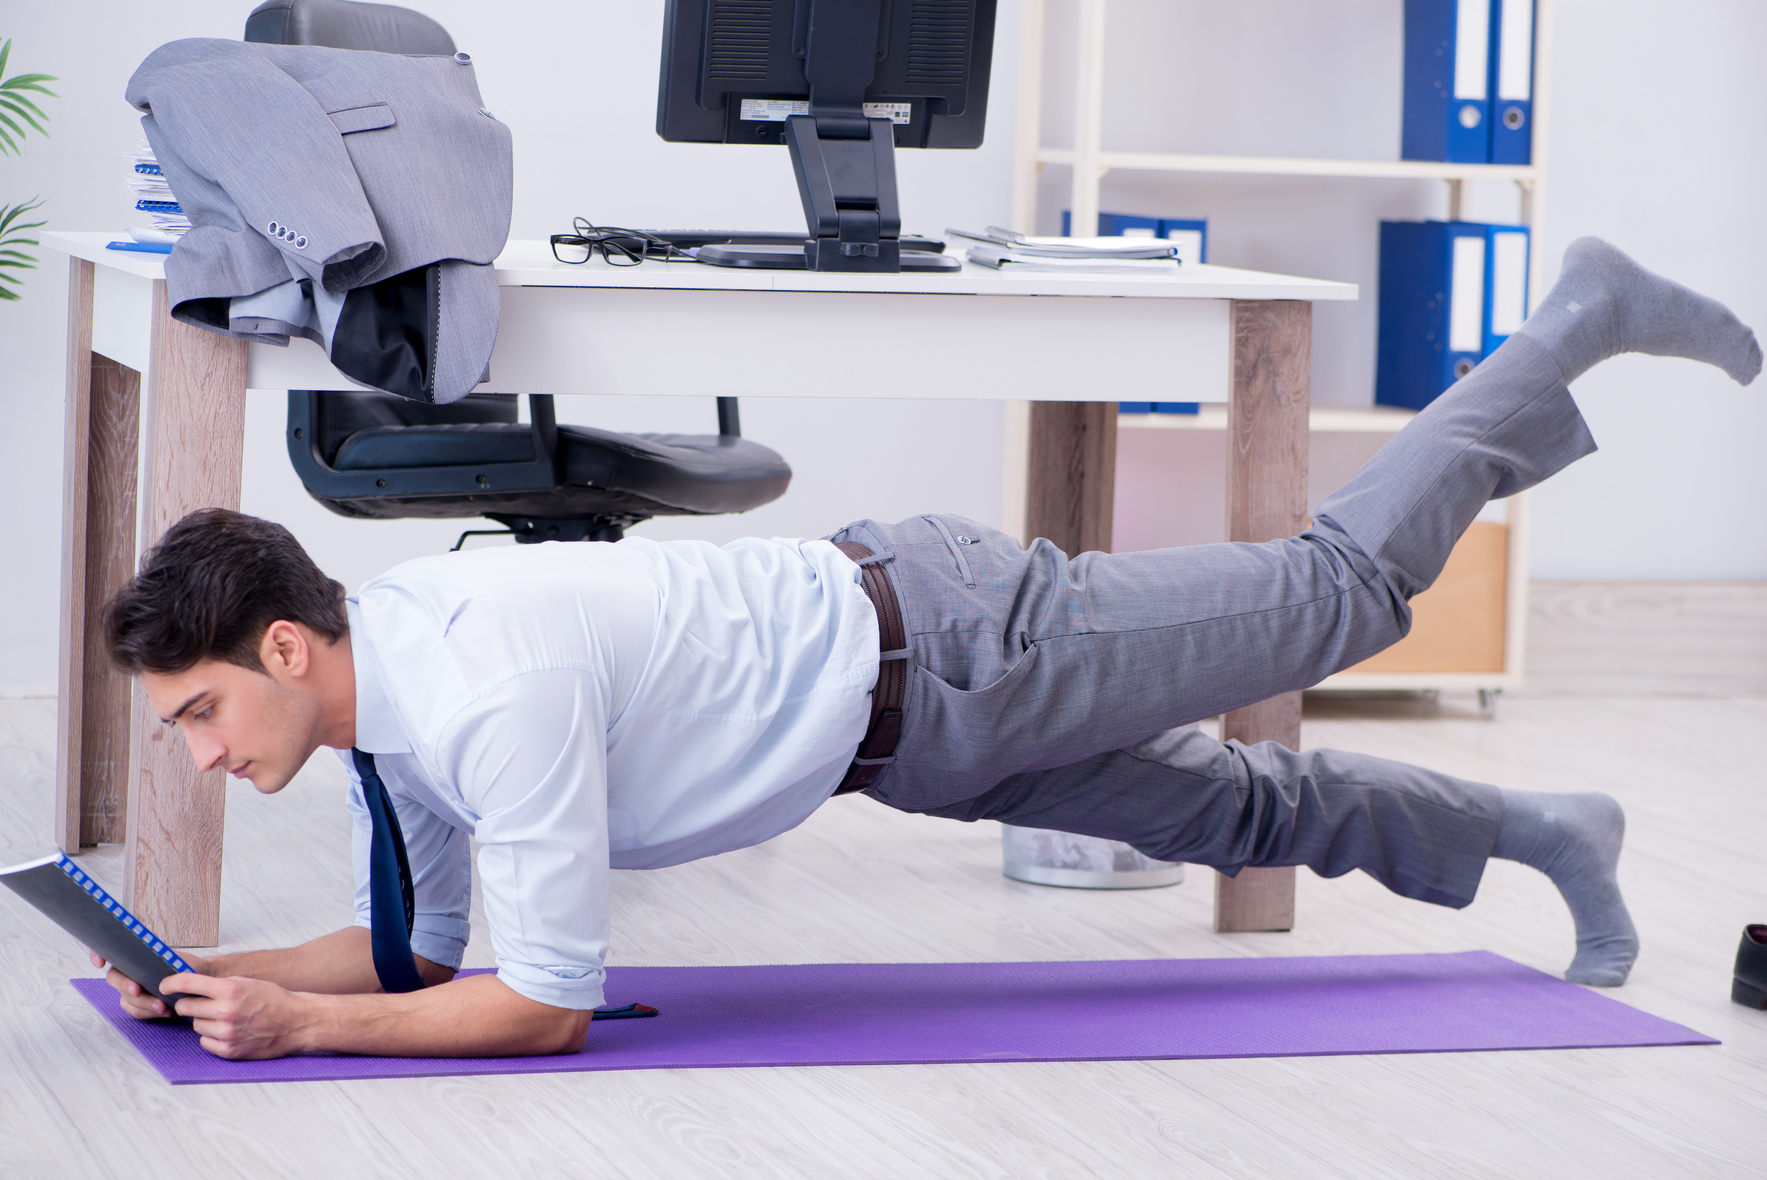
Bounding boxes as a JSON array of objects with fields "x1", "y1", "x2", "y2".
[{"x1": 247, "y1": 0, "x2": 792, "y2": 544}]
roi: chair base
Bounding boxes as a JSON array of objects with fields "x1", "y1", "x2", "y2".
[{"x1": 488, "y1": 514, "x2": 635, "y2": 544}]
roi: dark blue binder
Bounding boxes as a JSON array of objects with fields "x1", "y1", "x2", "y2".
[
  {"x1": 1157, "y1": 218, "x2": 1208, "y2": 266},
  {"x1": 1402, "y1": 0, "x2": 1492, "y2": 163},
  {"x1": 1063, "y1": 211, "x2": 1160, "y2": 236},
  {"x1": 1488, "y1": 0, "x2": 1535, "y2": 165},
  {"x1": 1376, "y1": 220, "x2": 1491, "y2": 410},
  {"x1": 1100, "y1": 212, "x2": 1161, "y2": 237}
]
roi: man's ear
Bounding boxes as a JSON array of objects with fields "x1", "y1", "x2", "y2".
[{"x1": 259, "y1": 620, "x2": 310, "y2": 679}]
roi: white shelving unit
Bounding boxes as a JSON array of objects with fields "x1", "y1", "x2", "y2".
[
  {"x1": 1009, "y1": 2, "x2": 1556, "y2": 710},
  {"x1": 1009, "y1": 0, "x2": 1557, "y2": 308}
]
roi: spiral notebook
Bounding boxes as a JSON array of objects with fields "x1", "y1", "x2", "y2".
[{"x1": 0, "y1": 853, "x2": 194, "y2": 1005}]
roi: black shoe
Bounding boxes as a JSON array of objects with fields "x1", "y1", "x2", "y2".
[{"x1": 1733, "y1": 924, "x2": 1767, "y2": 1008}]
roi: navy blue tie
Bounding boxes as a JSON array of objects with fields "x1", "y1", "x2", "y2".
[{"x1": 353, "y1": 749, "x2": 426, "y2": 994}]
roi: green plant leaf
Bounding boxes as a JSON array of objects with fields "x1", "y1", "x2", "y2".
[
  {"x1": 2, "y1": 73, "x2": 61, "y2": 91},
  {"x1": 0, "y1": 88, "x2": 51, "y2": 118},
  {"x1": 0, "y1": 110, "x2": 22, "y2": 154},
  {"x1": 0, "y1": 196, "x2": 44, "y2": 232},
  {"x1": 0, "y1": 95, "x2": 48, "y2": 137},
  {"x1": 0, "y1": 199, "x2": 45, "y2": 286},
  {"x1": 0, "y1": 40, "x2": 57, "y2": 155}
]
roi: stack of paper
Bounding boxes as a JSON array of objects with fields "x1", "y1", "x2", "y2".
[
  {"x1": 948, "y1": 227, "x2": 1181, "y2": 274},
  {"x1": 126, "y1": 144, "x2": 189, "y2": 244}
]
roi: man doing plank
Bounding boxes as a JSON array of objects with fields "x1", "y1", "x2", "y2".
[{"x1": 95, "y1": 239, "x2": 1759, "y2": 1059}]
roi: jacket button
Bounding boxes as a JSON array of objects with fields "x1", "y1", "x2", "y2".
[
  {"x1": 268, "y1": 221, "x2": 279, "y2": 234},
  {"x1": 294, "y1": 236, "x2": 307, "y2": 249},
  {"x1": 454, "y1": 51, "x2": 471, "y2": 63}
]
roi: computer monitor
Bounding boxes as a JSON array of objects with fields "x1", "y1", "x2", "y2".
[{"x1": 656, "y1": 0, "x2": 999, "y2": 273}]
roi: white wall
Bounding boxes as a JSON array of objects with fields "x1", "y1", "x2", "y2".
[{"x1": 2, "y1": 0, "x2": 1764, "y2": 689}]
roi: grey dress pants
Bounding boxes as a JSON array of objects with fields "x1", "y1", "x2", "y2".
[{"x1": 826, "y1": 333, "x2": 1593, "y2": 909}]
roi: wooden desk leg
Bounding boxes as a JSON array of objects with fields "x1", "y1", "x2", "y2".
[
  {"x1": 121, "y1": 280, "x2": 248, "y2": 946},
  {"x1": 1214, "y1": 299, "x2": 1311, "y2": 933},
  {"x1": 1025, "y1": 402, "x2": 1117, "y2": 557},
  {"x1": 56, "y1": 260, "x2": 141, "y2": 853}
]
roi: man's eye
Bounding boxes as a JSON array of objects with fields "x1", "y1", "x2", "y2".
[{"x1": 194, "y1": 707, "x2": 213, "y2": 721}]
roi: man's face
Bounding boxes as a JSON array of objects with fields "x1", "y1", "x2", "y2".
[{"x1": 141, "y1": 657, "x2": 321, "y2": 794}]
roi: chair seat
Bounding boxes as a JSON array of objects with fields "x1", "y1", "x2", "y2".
[{"x1": 330, "y1": 422, "x2": 791, "y2": 516}]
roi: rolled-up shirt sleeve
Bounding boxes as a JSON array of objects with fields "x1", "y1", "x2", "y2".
[
  {"x1": 346, "y1": 770, "x2": 473, "y2": 971},
  {"x1": 439, "y1": 667, "x2": 612, "y2": 1011}
]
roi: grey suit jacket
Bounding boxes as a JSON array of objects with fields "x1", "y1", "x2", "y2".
[{"x1": 126, "y1": 38, "x2": 513, "y2": 402}]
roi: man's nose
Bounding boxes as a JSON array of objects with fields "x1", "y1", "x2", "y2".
[{"x1": 183, "y1": 729, "x2": 226, "y2": 773}]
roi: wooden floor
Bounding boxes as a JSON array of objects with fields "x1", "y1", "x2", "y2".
[
  {"x1": 2, "y1": 692, "x2": 1765, "y2": 1179},
  {"x1": 1525, "y1": 581, "x2": 1767, "y2": 697}
]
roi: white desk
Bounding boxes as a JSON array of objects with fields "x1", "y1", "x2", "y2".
[{"x1": 46, "y1": 230, "x2": 1356, "y2": 945}]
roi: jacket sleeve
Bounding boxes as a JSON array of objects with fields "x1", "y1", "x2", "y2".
[{"x1": 126, "y1": 38, "x2": 386, "y2": 295}]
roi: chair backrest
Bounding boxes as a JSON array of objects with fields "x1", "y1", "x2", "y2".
[{"x1": 244, "y1": 0, "x2": 455, "y2": 53}]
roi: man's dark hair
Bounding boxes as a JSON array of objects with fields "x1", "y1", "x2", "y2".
[{"x1": 104, "y1": 509, "x2": 348, "y2": 675}]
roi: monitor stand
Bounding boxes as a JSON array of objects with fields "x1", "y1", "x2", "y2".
[{"x1": 696, "y1": 243, "x2": 961, "y2": 272}]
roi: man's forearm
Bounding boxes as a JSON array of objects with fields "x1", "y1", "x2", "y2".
[
  {"x1": 164, "y1": 967, "x2": 592, "y2": 1059},
  {"x1": 165, "y1": 927, "x2": 589, "y2": 1058},
  {"x1": 203, "y1": 926, "x2": 455, "y2": 993},
  {"x1": 295, "y1": 972, "x2": 592, "y2": 1057}
]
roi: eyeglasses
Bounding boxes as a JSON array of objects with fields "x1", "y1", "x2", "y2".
[{"x1": 550, "y1": 218, "x2": 693, "y2": 266}]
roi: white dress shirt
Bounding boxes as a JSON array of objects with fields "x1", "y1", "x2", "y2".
[{"x1": 336, "y1": 537, "x2": 878, "y2": 1009}]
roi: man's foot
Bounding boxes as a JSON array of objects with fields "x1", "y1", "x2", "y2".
[
  {"x1": 1492, "y1": 789, "x2": 1639, "y2": 986},
  {"x1": 1516, "y1": 237, "x2": 1762, "y2": 386}
]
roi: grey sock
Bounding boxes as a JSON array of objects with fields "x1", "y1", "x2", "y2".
[
  {"x1": 1491, "y1": 789, "x2": 1638, "y2": 986},
  {"x1": 1516, "y1": 237, "x2": 1762, "y2": 386}
]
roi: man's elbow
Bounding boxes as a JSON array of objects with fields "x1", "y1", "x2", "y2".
[
  {"x1": 542, "y1": 1008, "x2": 594, "y2": 1054},
  {"x1": 491, "y1": 979, "x2": 593, "y2": 1054}
]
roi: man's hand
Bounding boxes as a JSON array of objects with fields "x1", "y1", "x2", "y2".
[
  {"x1": 90, "y1": 949, "x2": 212, "y2": 1021},
  {"x1": 160, "y1": 973, "x2": 313, "y2": 1059}
]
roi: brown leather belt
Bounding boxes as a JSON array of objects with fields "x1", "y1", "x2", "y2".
[{"x1": 833, "y1": 541, "x2": 908, "y2": 795}]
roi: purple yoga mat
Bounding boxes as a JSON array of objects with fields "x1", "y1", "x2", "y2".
[{"x1": 72, "y1": 950, "x2": 1715, "y2": 1085}]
